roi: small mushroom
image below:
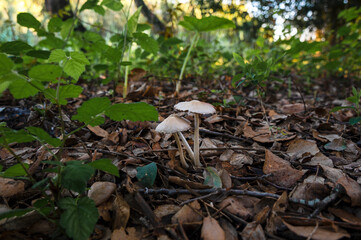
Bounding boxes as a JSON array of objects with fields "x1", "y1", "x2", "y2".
[
  {"x1": 155, "y1": 114, "x2": 193, "y2": 168},
  {"x1": 174, "y1": 100, "x2": 216, "y2": 167}
]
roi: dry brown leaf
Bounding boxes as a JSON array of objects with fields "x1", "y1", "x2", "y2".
[
  {"x1": 241, "y1": 221, "x2": 266, "y2": 240},
  {"x1": 328, "y1": 208, "x2": 361, "y2": 225},
  {"x1": 201, "y1": 216, "x2": 225, "y2": 240},
  {"x1": 168, "y1": 176, "x2": 210, "y2": 189},
  {"x1": 200, "y1": 138, "x2": 218, "y2": 156},
  {"x1": 229, "y1": 153, "x2": 253, "y2": 167},
  {"x1": 111, "y1": 227, "x2": 141, "y2": 240},
  {"x1": 171, "y1": 200, "x2": 202, "y2": 224},
  {"x1": 154, "y1": 204, "x2": 181, "y2": 219},
  {"x1": 287, "y1": 138, "x2": 320, "y2": 159},
  {"x1": 220, "y1": 149, "x2": 234, "y2": 161},
  {"x1": 219, "y1": 169, "x2": 232, "y2": 188},
  {"x1": 218, "y1": 196, "x2": 252, "y2": 219},
  {"x1": 204, "y1": 114, "x2": 223, "y2": 124},
  {"x1": 243, "y1": 124, "x2": 295, "y2": 143},
  {"x1": 308, "y1": 152, "x2": 334, "y2": 167},
  {"x1": 290, "y1": 182, "x2": 329, "y2": 201},
  {"x1": 112, "y1": 194, "x2": 130, "y2": 229},
  {"x1": 0, "y1": 177, "x2": 25, "y2": 197},
  {"x1": 263, "y1": 150, "x2": 304, "y2": 188},
  {"x1": 282, "y1": 220, "x2": 350, "y2": 240},
  {"x1": 97, "y1": 200, "x2": 113, "y2": 222},
  {"x1": 266, "y1": 192, "x2": 288, "y2": 234},
  {"x1": 219, "y1": 218, "x2": 238, "y2": 240},
  {"x1": 87, "y1": 125, "x2": 108, "y2": 138},
  {"x1": 320, "y1": 165, "x2": 344, "y2": 183},
  {"x1": 107, "y1": 132, "x2": 119, "y2": 144},
  {"x1": 281, "y1": 103, "x2": 305, "y2": 114},
  {"x1": 88, "y1": 182, "x2": 116, "y2": 206},
  {"x1": 337, "y1": 176, "x2": 361, "y2": 207}
]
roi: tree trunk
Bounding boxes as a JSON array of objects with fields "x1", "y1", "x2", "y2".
[{"x1": 134, "y1": 0, "x2": 166, "y2": 34}]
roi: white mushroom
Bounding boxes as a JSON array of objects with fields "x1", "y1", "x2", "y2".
[
  {"x1": 174, "y1": 100, "x2": 216, "y2": 167},
  {"x1": 155, "y1": 114, "x2": 193, "y2": 168}
]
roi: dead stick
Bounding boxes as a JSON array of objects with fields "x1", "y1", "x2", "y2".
[{"x1": 199, "y1": 128, "x2": 253, "y2": 144}]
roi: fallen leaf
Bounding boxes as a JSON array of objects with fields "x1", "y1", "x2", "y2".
[
  {"x1": 88, "y1": 182, "x2": 116, "y2": 206},
  {"x1": 219, "y1": 218, "x2": 238, "y2": 240},
  {"x1": 287, "y1": 138, "x2": 319, "y2": 159},
  {"x1": 154, "y1": 204, "x2": 181, "y2": 219},
  {"x1": 337, "y1": 176, "x2": 361, "y2": 207},
  {"x1": 229, "y1": 152, "x2": 253, "y2": 167},
  {"x1": 0, "y1": 177, "x2": 25, "y2": 197},
  {"x1": 112, "y1": 194, "x2": 130, "y2": 229},
  {"x1": 282, "y1": 219, "x2": 350, "y2": 240},
  {"x1": 328, "y1": 208, "x2": 361, "y2": 225},
  {"x1": 241, "y1": 221, "x2": 266, "y2": 240},
  {"x1": 87, "y1": 125, "x2": 108, "y2": 138},
  {"x1": 263, "y1": 150, "x2": 305, "y2": 188},
  {"x1": 320, "y1": 165, "x2": 344, "y2": 183},
  {"x1": 111, "y1": 227, "x2": 142, "y2": 240},
  {"x1": 201, "y1": 216, "x2": 225, "y2": 240},
  {"x1": 218, "y1": 196, "x2": 252, "y2": 219},
  {"x1": 281, "y1": 103, "x2": 305, "y2": 114},
  {"x1": 171, "y1": 200, "x2": 202, "y2": 224}
]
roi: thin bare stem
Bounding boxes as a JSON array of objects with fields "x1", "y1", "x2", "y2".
[
  {"x1": 193, "y1": 113, "x2": 202, "y2": 167},
  {"x1": 177, "y1": 132, "x2": 194, "y2": 161},
  {"x1": 173, "y1": 133, "x2": 189, "y2": 168}
]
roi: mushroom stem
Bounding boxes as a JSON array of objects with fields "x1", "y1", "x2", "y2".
[
  {"x1": 177, "y1": 132, "x2": 195, "y2": 161},
  {"x1": 173, "y1": 133, "x2": 189, "y2": 168},
  {"x1": 194, "y1": 113, "x2": 202, "y2": 167}
]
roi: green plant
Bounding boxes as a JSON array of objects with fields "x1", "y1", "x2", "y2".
[
  {"x1": 331, "y1": 87, "x2": 361, "y2": 125},
  {"x1": 175, "y1": 16, "x2": 235, "y2": 94}
]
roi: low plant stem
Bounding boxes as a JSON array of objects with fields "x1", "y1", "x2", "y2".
[
  {"x1": 173, "y1": 133, "x2": 189, "y2": 168},
  {"x1": 176, "y1": 33, "x2": 199, "y2": 94},
  {"x1": 193, "y1": 113, "x2": 202, "y2": 167}
]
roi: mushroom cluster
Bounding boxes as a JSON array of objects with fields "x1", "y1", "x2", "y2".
[{"x1": 155, "y1": 100, "x2": 216, "y2": 168}]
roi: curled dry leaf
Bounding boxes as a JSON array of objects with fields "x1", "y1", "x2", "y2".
[
  {"x1": 111, "y1": 227, "x2": 141, "y2": 240},
  {"x1": 263, "y1": 150, "x2": 305, "y2": 188},
  {"x1": 337, "y1": 176, "x2": 361, "y2": 207},
  {"x1": 320, "y1": 165, "x2": 344, "y2": 183},
  {"x1": 282, "y1": 219, "x2": 350, "y2": 240},
  {"x1": 218, "y1": 196, "x2": 252, "y2": 220},
  {"x1": 171, "y1": 200, "x2": 202, "y2": 224},
  {"x1": 241, "y1": 221, "x2": 266, "y2": 240},
  {"x1": 230, "y1": 152, "x2": 253, "y2": 168},
  {"x1": 243, "y1": 124, "x2": 295, "y2": 143},
  {"x1": 112, "y1": 194, "x2": 130, "y2": 229},
  {"x1": 87, "y1": 125, "x2": 108, "y2": 138},
  {"x1": 328, "y1": 208, "x2": 361, "y2": 225},
  {"x1": 0, "y1": 177, "x2": 25, "y2": 197},
  {"x1": 154, "y1": 204, "x2": 181, "y2": 219},
  {"x1": 280, "y1": 103, "x2": 305, "y2": 114},
  {"x1": 287, "y1": 138, "x2": 319, "y2": 159},
  {"x1": 307, "y1": 152, "x2": 333, "y2": 167},
  {"x1": 219, "y1": 218, "x2": 238, "y2": 240},
  {"x1": 266, "y1": 192, "x2": 288, "y2": 234},
  {"x1": 88, "y1": 182, "x2": 116, "y2": 206},
  {"x1": 201, "y1": 216, "x2": 225, "y2": 240}
]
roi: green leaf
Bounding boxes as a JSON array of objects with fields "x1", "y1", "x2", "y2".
[
  {"x1": 330, "y1": 106, "x2": 354, "y2": 112},
  {"x1": 0, "y1": 41, "x2": 33, "y2": 55},
  {"x1": 349, "y1": 117, "x2": 361, "y2": 125},
  {"x1": 48, "y1": 17, "x2": 63, "y2": 32},
  {"x1": 61, "y1": 19, "x2": 74, "y2": 39},
  {"x1": 0, "y1": 127, "x2": 33, "y2": 145},
  {"x1": 88, "y1": 158, "x2": 119, "y2": 177},
  {"x1": 72, "y1": 97, "x2": 111, "y2": 126},
  {"x1": 70, "y1": 52, "x2": 90, "y2": 65},
  {"x1": 43, "y1": 84, "x2": 83, "y2": 105},
  {"x1": 80, "y1": 0, "x2": 98, "y2": 12},
  {"x1": 49, "y1": 49, "x2": 67, "y2": 62},
  {"x1": 7, "y1": 73, "x2": 41, "y2": 99},
  {"x1": 59, "y1": 197, "x2": 99, "y2": 240},
  {"x1": 127, "y1": 7, "x2": 142, "y2": 37},
  {"x1": 203, "y1": 167, "x2": 222, "y2": 188},
  {"x1": 61, "y1": 161, "x2": 95, "y2": 193},
  {"x1": 93, "y1": 5, "x2": 105, "y2": 15},
  {"x1": 29, "y1": 64, "x2": 62, "y2": 82},
  {"x1": 136, "y1": 23, "x2": 151, "y2": 32},
  {"x1": 105, "y1": 102, "x2": 158, "y2": 122},
  {"x1": 26, "y1": 50, "x2": 51, "y2": 59},
  {"x1": 134, "y1": 33, "x2": 159, "y2": 55},
  {"x1": 136, "y1": 162, "x2": 157, "y2": 187},
  {"x1": 39, "y1": 36, "x2": 65, "y2": 49},
  {"x1": 0, "y1": 208, "x2": 34, "y2": 220},
  {"x1": 1, "y1": 163, "x2": 29, "y2": 177},
  {"x1": 101, "y1": 0, "x2": 123, "y2": 11},
  {"x1": 179, "y1": 16, "x2": 235, "y2": 32},
  {"x1": 63, "y1": 52, "x2": 89, "y2": 80},
  {"x1": 17, "y1": 13, "x2": 41, "y2": 29},
  {"x1": 0, "y1": 53, "x2": 14, "y2": 75},
  {"x1": 26, "y1": 127, "x2": 61, "y2": 147}
]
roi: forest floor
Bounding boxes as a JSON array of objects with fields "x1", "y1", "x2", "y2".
[{"x1": 1, "y1": 73, "x2": 361, "y2": 240}]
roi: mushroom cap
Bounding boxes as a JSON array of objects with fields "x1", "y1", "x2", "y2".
[
  {"x1": 174, "y1": 100, "x2": 216, "y2": 115},
  {"x1": 155, "y1": 114, "x2": 191, "y2": 134}
]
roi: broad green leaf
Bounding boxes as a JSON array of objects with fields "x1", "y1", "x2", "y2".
[
  {"x1": 17, "y1": 13, "x2": 41, "y2": 29},
  {"x1": 203, "y1": 167, "x2": 222, "y2": 188},
  {"x1": 70, "y1": 52, "x2": 90, "y2": 65},
  {"x1": 0, "y1": 41, "x2": 33, "y2": 55},
  {"x1": 0, "y1": 81, "x2": 11, "y2": 93},
  {"x1": 136, "y1": 23, "x2": 151, "y2": 32},
  {"x1": 0, "y1": 127, "x2": 33, "y2": 145},
  {"x1": 26, "y1": 50, "x2": 51, "y2": 59},
  {"x1": 43, "y1": 84, "x2": 83, "y2": 105},
  {"x1": 0, "y1": 53, "x2": 14, "y2": 75},
  {"x1": 64, "y1": 59, "x2": 85, "y2": 80},
  {"x1": 1, "y1": 163, "x2": 29, "y2": 177},
  {"x1": 93, "y1": 5, "x2": 106, "y2": 15},
  {"x1": 80, "y1": 0, "x2": 99, "y2": 12},
  {"x1": 0, "y1": 208, "x2": 34, "y2": 220},
  {"x1": 26, "y1": 127, "x2": 61, "y2": 147},
  {"x1": 39, "y1": 36, "x2": 65, "y2": 49},
  {"x1": 48, "y1": 17, "x2": 63, "y2": 32},
  {"x1": 29, "y1": 64, "x2": 62, "y2": 82},
  {"x1": 59, "y1": 197, "x2": 99, "y2": 240},
  {"x1": 49, "y1": 49, "x2": 67, "y2": 62},
  {"x1": 330, "y1": 106, "x2": 354, "y2": 112},
  {"x1": 7, "y1": 73, "x2": 41, "y2": 99},
  {"x1": 105, "y1": 102, "x2": 158, "y2": 122},
  {"x1": 61, "y1": 19, "x2": 74, "y2": 39},
  {"x1": 136, "y1": 162, "x2": 157, "y2": 187},
  {"x1": 134, "y1": 33, "x2": 159, "y2": 55},
  {"x1": 101, "y1": 0, "x2": 123, "y2": 11},
  {"x1": 127, "y1": 7, "x2": 142, "y2": 37},
  {"x1": 88, "y1": 158, "x2": 119, "y2": 177},
  {"x1": 233, "y1": 52, "x2": 245, "y2": 66},
  {"x1": 179, "y1": 16, "x2": 235, "y2": 32},
  {"x1": 349, "y1": 117, "x2": 361, "y2": 125},
  {"x1": 72, "y1": 97, "x2": 111, "y2": 126},
  {"x1": 61, "y1": 161, "x2": 95, "y2": 193}
]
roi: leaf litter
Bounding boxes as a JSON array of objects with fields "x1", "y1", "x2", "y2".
[{"x1": 1, "y1": 76, "x2": 361, "y2": 239}]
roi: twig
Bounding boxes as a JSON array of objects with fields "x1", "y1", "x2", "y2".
[{"x1": 180, "y1": 189, "x2": 221, "y2": 206}]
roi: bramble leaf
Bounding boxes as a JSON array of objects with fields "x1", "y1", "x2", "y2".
[
  {"x1": 29, "y1": 64, "x2": 62, "y2": 82},
  {"x1": 17, "y1": 13, "x2": 41, "y2": 29},
  {"x1": 105, "y1": 102, "x2": 158, "y2": 122},
  {"x1": 72, "y1": 97, "x2": 111, "y2": 126},
  {"x1": 0, "y1": 163, "x2": 29, "y2": 177},
  {"x1": 49, "y1": 49, "x2": 67, "y2": 62},
  {"x1": 26, "y1": 127, "x2": 61, "y2": 147},
  {"x1": 43, "y1": 84, "x2": 83, "y2": 105},
  {"x1": 88, "y1": 158, "x2": 119, "y2": 177},
  {"x1": 0, "y1": 53, "x2": 14, "y2": 75},
  {"x1": 61, "y1": 161, "x2": 95, "y2": 193},
  {"x1": 134, "y1": 32, "x2": 159, "y2": 55},
  {"x1": 179, "y1": 16, "x2": 235, "y2": 32}
]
